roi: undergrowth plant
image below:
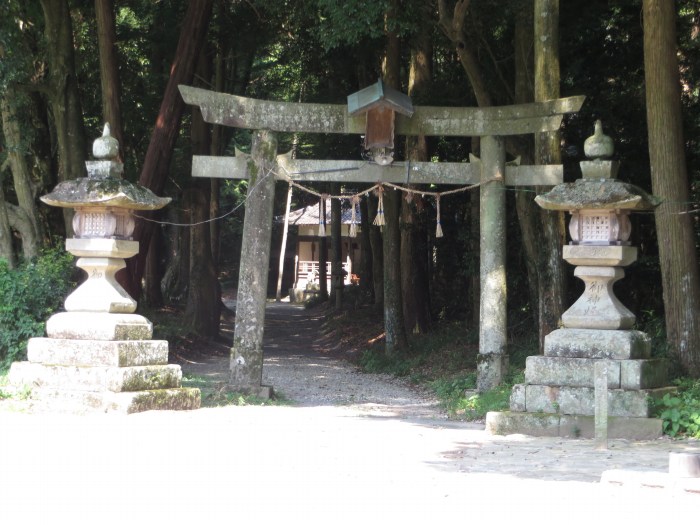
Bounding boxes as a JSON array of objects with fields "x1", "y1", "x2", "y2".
[
  {"x1": 0, "y1": 248, "x2": 75, "y2": 371},
  {"x1": 430, "y1": 370, "x2": 524, "y2": 420},
  {"x1": 181, "y1": 374, "x2": 291, "y2": 408},
  {"x1": 656, "y1": 379, "x2": 700, "y2": 439},
  {"x1": 357, "y1": 318, "x2": 530, "y2": 421}
]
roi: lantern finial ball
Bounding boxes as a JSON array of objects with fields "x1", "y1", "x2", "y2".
[
  {"x1": 583, "y1": 120, "x2": 614, "y2": 159},
  {"x1": 92, "y1": 122, "x2": 120, "y2": 160}
]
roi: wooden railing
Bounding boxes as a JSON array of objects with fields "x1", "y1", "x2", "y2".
[{"x1": 295, "y1": 260, "x2": 352, "y2": 286}]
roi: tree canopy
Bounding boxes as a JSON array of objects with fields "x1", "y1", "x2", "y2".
[{"x1": 1, "y1": 0, "x2": 699, "y2": 376}]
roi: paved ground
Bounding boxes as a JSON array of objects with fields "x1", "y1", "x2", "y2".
[{"x1": 1, "y1": 302, "x2": 699, "y2": 524}]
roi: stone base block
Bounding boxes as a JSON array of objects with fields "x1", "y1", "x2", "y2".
[
  {"x1": 476, "y1": 353, "x2": 508, "y2": 392},
  {"x1": 525, "y1": 356, "x2": 668, "y2": 390},
  {"x1": 28, "y1": 387, "x2": 201, "y2": 414},
  {"x1": 485, "y1": 411, "x2": 664, "y2": 439},
  {"x1": 9, "y1": 362, "x2": 182, "y2": 393},
  {"x1": 108, "y1": 388, "x2": 201, "y2": 413},
  {"x1": 621, "y1": 359, "x2": 669, "y2": 390},
  {"x1": 47, "y1": 312, "x2": 153, "y2": 341},
  {"x1": 544, "y1": 329, "x2": 651, "y2": 359},
  {"x1": 27, "y1": 338, "x2": 168, "y2": 367},
  {"x1": 522, "y1": 384, "x2": 675, "y2": 417},
  {"x1": 225, "y1": 384, "x2": 274, "y2": 400}
]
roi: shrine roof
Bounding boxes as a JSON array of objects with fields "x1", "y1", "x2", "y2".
[
  {"x1": 347, "y1": 79, "x2": 414, "y2": 117},
  {"x1": 284, "y1": 199, "x2": 358, "y2": 225}
]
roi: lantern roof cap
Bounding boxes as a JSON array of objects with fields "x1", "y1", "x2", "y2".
[
  {"x1": 41, "y1": 123, "x2": 171, "y2": 210},
  {"x1": 41, "y1": 178, "x2": 171, "y2": 210},
  {"x1": 347, "y1": 78, "x2": 414, "y2": 117},
  {"x1": 535, "y1": 179, "x2": 660, "y2": 211}
]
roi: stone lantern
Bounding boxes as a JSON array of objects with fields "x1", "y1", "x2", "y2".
[
  {"x1": 534, "y1": 120, "x2": 659, "y2": 331},
  {"x1": 9, "y1": 125, "x2": 200, "y2": 413},
  {"x1": 41, "y1": 124, "x2": 170, "y2": 315},
  {"x1": 486, "y1": 121, "x2": 675, "y2": 439}
]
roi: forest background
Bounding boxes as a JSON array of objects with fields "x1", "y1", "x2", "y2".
[{"x1": 1, "y1": 0, "x2": 700, "y2": 428}]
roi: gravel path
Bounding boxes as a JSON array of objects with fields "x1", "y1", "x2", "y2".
[
  {"x1": 2, "y1": 302, "x2": 699, "y2": 523},
  {"x1": 181, "y1": 301, "x2": 444, "y2": 419}
]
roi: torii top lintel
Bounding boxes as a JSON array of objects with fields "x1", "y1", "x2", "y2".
[{"x1": 179, "y1": 85, "x2": 584, "y2": 138}]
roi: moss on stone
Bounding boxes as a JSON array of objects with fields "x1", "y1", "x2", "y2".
[
  {"x1": 127, "y1": 388, "x2": 201, "y2": 413},
  {"x1": 41, "y1": 177, "x2": 171, "y2": 210}
]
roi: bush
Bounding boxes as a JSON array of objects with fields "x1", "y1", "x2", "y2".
[
  {"x1": 0, "y1": 248, "x2": 75, "y2": 371},
  {"x1": 657, "y1": 379, "x2": 700, "y2": 439}
]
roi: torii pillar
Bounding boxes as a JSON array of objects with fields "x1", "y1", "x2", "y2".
[
  {"x1": 478, "y1": 136, "x2": 508, "y2": 390},
  {"x1": 229, "y1": 130, "x2": 277, "y2": 398}
]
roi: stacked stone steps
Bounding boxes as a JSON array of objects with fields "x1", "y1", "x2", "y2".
[
  {"x1": 22, "y1": 386, "x2": 201, "y2": 415},
  {"x1": 487, "y1": 327, "x2": 672, "y2": 439},
  {"x1": 509, "y1": 328, "x2": 670, "y2": 418},
  {"x1": 524, "y1": 356, "x2": 668, "y2": 390},
  {"x1": 485, "y1": 412, "x2": 665, "y2": 440},
  {"x1": 9, "y1": 312, "x2": 200, "y2": 414},
  {"x1": 10, "y1": 361, "x2": 183, "y2": 392},
  {"x1": 511, "y1": 384, "x2": 675, "y2": 418}
]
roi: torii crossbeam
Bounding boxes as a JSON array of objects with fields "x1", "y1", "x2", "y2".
[{"x1": 180, "y1": 84, "x2": 584, "y2": 395}]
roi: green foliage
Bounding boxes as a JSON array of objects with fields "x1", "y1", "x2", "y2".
[
  {"x1": 181, "y1": 374, "x2": 291, "y2": 408},
  {"x1": 358, "y1": 347, "x2": 421, "y2": 377},
  {"x1": 0, "y1": 2, "x2": 40, "y2": 94},
  {"x1": 0, "y1": 248, "x2": 75, "y2": 371},
  {"x1": 316, "y1": 0, "x2": 390, "y2": 49},
  {"x1": 359, "y1": 320, "x2": 479, "y2": 381},
  {"x1": 431, "y1": 370, "x2": 524, "y2": 421},
  {"x1": 656, "y1": 379, "x2": 700, "y2": 439}
]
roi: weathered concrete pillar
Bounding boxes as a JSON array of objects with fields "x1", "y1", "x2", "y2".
[
  {"x1": 229, "y1": 130, "x2": 277, "y2": 398},
  {"x1": 477, "y1": 135, "x2": 508, "y2": 392}
]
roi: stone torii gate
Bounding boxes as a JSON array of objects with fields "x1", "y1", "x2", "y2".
[{"x1": 180, "y1": 84, "x2": 584, "y2": 396}]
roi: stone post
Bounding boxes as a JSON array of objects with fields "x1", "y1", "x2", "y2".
[
  {"x1": 229, "y1": 130, "x2": 277, "y2": 398},
  {"x1": 477, "y1": 135, "x2": 508, "y2": 391}
]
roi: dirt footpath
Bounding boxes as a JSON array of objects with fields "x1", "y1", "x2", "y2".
[{"x1": 1, "y1": 302, "x2": 699, "y2": 524}]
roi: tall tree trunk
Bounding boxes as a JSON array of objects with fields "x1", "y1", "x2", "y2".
[
  {"x1": 6, "y1": 203, "x2": 38, "y2": 260},
  {"x1": 331, "y1": 186, "x2": 343, "y2": 308},
  {"x1": 359, "y1": 194, "x2": 374, "y2": 299},
  {"x1": 319, "y1": 196, "x2": 328, "y2": 298},
  {"x1": 1, "y1": 94, "x2": 42, "y2": 257},
  {"x1": 383, "y1": 187, "x2": 407, "y2": 355},
  {"x1": 513, "y1": 0, "x2": 541, "y2": 344},
  {"x1": 124, "y1": 0, "x2": 214, "y2": 300},
  {"x1": 533, "y1": 0, "x2": 566, "y2": 352},
  {"x1": 401, "y1": 19, "x2": 432, "y2": 335},
  {"x1": 276, "y1": 182, "x2": 293, "y2": 301},
  {"x1": 438, "y1": 0, "x2": 494, "y2": 107},
  {"x1": 367, "y1": 194, "x2": 384, "y2": 305},
  {"x1": 0, "y1": 181, "x2": 16, "y2": 268},
  {"x1": 643, "y1": 0, "x2": 700, "y2": 377},
  {"x1": 184, "y1": 51, "x2": 221, "y2": 337},
  {"x1": 381, "y1": 0, "x2": 407, "y2": 355},
  {"x1": 40, "y1": 0, "x2": 88, "y2": 235},
  {"x1": 143, "y1": 228, "x2": 164, "y2": 306},
  {"x1": 184, "y1": 185, "x2": 221, "y2": 335},
  {"x1": 210, "y1": 26, "x2": 225, "y2": 267},
  {"x1": 95, "y1": 0, "x2": 125, "y2": 161}
]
